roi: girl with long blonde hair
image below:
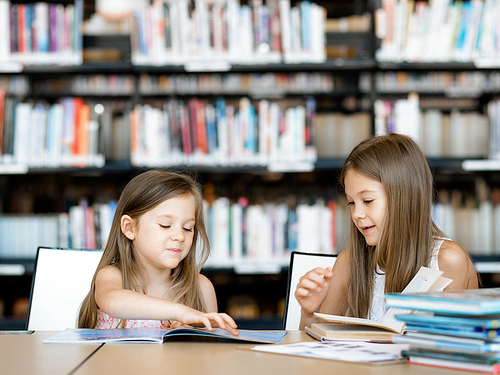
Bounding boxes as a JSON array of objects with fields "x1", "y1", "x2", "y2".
[
  {"x1": 78, "y1": 170, "x2": 237, "y2": 334},
  {"x1": 296, "y1": 133, "x2": 478, "y2": 329}
]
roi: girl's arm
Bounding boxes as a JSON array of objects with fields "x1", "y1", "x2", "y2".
[
  {"x1": 438, "y1": 240, "x2": 479, "y2": 290},
  {"x1": 296, "y1": 249, "x2": 351, "y2": 329},
  {"x1": 95, "y1": 265, "x2": 238, "y2": 334}
]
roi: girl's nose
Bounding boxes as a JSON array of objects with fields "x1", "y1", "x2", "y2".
[
  {"x1": 171, "y1": 226, "x2": 185, "y2": 242},
  {"x1": 352, "y1": 206, "x2": 366, "y2": 220}
]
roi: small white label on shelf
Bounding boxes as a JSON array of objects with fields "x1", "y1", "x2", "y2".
[
  {"x1": 474, "y1": 58, "x2": 500, "y2": 69},
  {"x1": 474, "y1": 262, "x2": 500, "y2": 273},
  {"x1": 185, "y1": 62, "x2": 231, "y2": 72},
  {"x1": 462, "y1": 160, "x2": 500, "y2": 171},
  {"x1": 0, "y1": 62, "x2": 23, "y2": 73},
  {"x1": 0, "y1": 264, "x2": 25, "y2": 276},
  {"x1": 234, "y1": 262, "x2": 282, "y2": 275},
  {"x1": 0, "y1": 164, "x2": 29, "y2": 174},
  {"x1": 268, "y1": 162, "x2": 315, "y2": 173}
]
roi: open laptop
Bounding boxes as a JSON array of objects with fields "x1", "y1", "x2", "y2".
[{"x1": 26, "y1": 246, "x2": 103, "y2": 330}]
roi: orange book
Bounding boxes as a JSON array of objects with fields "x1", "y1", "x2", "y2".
[
  {"x1": 79, "y1": 103, "x2": 90, "y2": 157},
  {"x1": 18, "y1": 4, "x2": 25, "y2": 53},
  {"x1": 195, "y1": 99, "x2": 208, "y2": 154},
  {"x1": 72, "y1": 98, "x2": 84, "y2": 155}
]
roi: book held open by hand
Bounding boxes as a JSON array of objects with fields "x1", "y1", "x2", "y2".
[
  {"x1": 43, "y1": 327, "x2": 287, "y2": 344},
  {"x1": 307, "y1": 266, "x2": 453, "y2": 341}
]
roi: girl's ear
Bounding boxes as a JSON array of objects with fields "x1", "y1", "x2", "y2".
[{"x1": 121, "y1": 215, "x2": 136, "y2": 240}]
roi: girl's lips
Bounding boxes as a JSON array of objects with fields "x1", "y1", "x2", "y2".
[
  {"x1": 167, "y1": 248, "x2": 181, "y2": 253},
  {"x1": 361, "y1": 225, "x2": 375, "y2": 234}
]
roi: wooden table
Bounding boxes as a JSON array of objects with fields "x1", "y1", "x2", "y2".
[
  {"x1": 72, "y1": 331, "x2": 465, "y2": 375},
  {"x1": 0, "y1": 331, "x2": 101, "y2": 375},
  {"x1": 0, "y1": 330, "x2": 479, "y2": 375}
]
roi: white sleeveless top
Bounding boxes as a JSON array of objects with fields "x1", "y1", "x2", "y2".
[{"x1": 368, "y1": 237, "x2": 449, "y2": 321}]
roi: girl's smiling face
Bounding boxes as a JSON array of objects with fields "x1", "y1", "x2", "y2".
[{"x1": 344, "y1": 169, "x2": 388, "y2": 247}]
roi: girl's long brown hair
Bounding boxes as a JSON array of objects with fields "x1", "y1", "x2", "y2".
[
  {"x1": 78, "y1": 170, "x2": 210, "y2": 328},
  {"x1": 339, "y1": 133, "x2": 444, "y2": 318}
]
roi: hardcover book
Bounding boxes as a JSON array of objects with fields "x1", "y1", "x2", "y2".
[{"x1": 385, "y1": 288, "x2": 500, "y2": 315}]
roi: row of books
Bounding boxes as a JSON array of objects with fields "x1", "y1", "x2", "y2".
[
  {"x1": 0, "y1": 75, "x2": 29, "y2": 96},
  {"x1": 204, "y1": 196, "x2": 345, "y2": 270},
  {"x1": 376, "y1": 0, "x2": 500, "y2": 65},
  {"x1": 5, "y1": 187, "x2": 500, "y2": 264},
  {"x1": 0, "y1": 200, "x2": 115, "y2": 258},
  {"x1": 374, "y1": 95, "x2": 490, "y2": 158},
  {"x1": 0, "y1": 0, "x2": 83, "y2": 67},
  {"x1": 138, "y1": 72, "x2": 334, "y2": 96},
  {"x1": 131, "y1": 0, "x2": 326, "y2": 67},
  {"x1": 30, "y1": 72, "x2": 334, "y2": 97},
  {"x1": 129, "y1": 97, "x2": 317, "y2": 167},
  {"x1": 0, "y1": 196, "x2": 344, "y2": 270},
  {"x1": 33, "y1": 75, "x2": 136, "y2": 96},
  {"x1": 313, "y1": 112, "x2": 371, "y2": 158},
  {"x1": 387, "y1": 288, "x2": 500, "y2": 373},
  {"x1": 361, "y1": 71, "x2": 500, "y2": 96},
  {"x1": 0, "y1": 94, "x2": 105, "y2": 167}
]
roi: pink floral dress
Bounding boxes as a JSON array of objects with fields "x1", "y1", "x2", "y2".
[{"x1": 96, "y1": 309, "x2": 166, "y2": 329}]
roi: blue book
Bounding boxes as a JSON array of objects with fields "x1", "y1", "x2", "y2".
[
  {"x1": 393, "y1": 331, "x2": 500, "y2": 353},
  {"x1": 404, "y1": 324, "x2": 500, "y2": 341},
  {"x1": 205, "y1": 102, "x2": 217, "y2": 155},
  {"x1": 395, "y1": 313, "x2": 500, "y2": 330},
  {"x1": 43, "y1": 327, "x2": 287, "y2": 344},
  {"x1": 385, "y1": 288, "x2": 500, "y2": 315}
]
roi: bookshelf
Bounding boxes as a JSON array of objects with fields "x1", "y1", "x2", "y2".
[{"x1": 1, "y1": 0, "x2": 500, "y2": 330}]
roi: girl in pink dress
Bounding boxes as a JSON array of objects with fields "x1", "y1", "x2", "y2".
[{"x1": 78, "y1": 170, "x2": 237, "y2": 335}]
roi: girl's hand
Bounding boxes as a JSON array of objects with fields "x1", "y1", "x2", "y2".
[
  {"x1": 295, "y1": 267, "x2": 333, "y2": 316},
  {"x1": 178, "y1": 310, "x2": 239, "y2": 336}
]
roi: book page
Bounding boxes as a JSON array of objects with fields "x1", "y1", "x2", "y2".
[
  {"x1": 401, "y1": 267, "x2": 444, "y2": 293},
  {"x1": 314, "y1": 313, "x2": 402, "y2": 333},
  {"x1": 381, "y1": 267, "x2": 452, "y2": 331}
]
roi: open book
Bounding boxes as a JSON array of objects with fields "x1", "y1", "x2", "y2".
[
  {"x1": 307, "y1": 266, "x2": 452, "y2": 341},
  {"x1": 43, "y1": 327, "x2": 287, "y2": 344}
]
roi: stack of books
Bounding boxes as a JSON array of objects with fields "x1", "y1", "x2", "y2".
[{"x1": 385, "y1": 288, "x2": 500, "y2": 373}]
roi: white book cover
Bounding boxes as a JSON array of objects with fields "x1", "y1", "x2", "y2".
[
  {"x1": 226, "y1": 0, "x2": 240, "y2": 61},
  {"x1": 238, "y1": 5, "x2": 254, "y2": 62},
  {"x1": 423, "y1": 109, "x2": 443, "y2": 157},
  {"x1": 294, "y1": 105, "x2": 306, "y2": 161},
  {"x1": 69, "y1": 204, "x2": 85, "y2": 249},
  {"x1": 279, "y1": 0, "x2": 291, "y2": 56},
  {"x1": 269, "y1": 102, "x2": 280, "y2": 162},
  {"x1": 13, "y1": 102, "x2": 32, "y2": 164},
  {"x1": 478, "y1": 200, "x2": 494, "y2": 255},
  {"x1": 0, "y1": 0, "x2": 10, "y2": 60},
  {"x1": 449, "y1": 109, "x2": 467, "y2": 158},
  {"x1": 258, "y1": 100, "x2": 270, "y2": 161},
  {"x1": 273, "y1": 203, "x2": 288, "y2": 261},
  {"x1": 319, "y1": 200, "x2": 334, "y2": 253},
  {"x1": 230, "y1": 202, "x2": 243, "y2": 263},
  {"x1": 212, "y1": 197, "x2": 230, "y2": 266}
]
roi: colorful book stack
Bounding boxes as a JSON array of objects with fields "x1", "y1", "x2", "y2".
[{"x1": 385, "y1": 288, "x2": 500, "y2": 374}]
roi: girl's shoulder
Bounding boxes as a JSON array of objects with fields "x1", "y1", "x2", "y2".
[
  {"x1": 438, "y1": 240, "x2": 471, "y2": 267},
  {"x1": 96, "y1": 264, "x2": 122, "y2": 280},
  {"x1": 438, "y1": 240, "x2": 478, "y2": 289},
  {"x1": 197, "y1": 273, "x2": 215, "y2": 293}
]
